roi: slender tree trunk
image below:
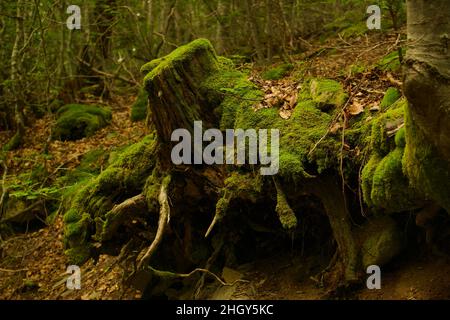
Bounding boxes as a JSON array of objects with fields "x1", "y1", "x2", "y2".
[
  {"x1": 4, "y1": 0, "x2": 25, "y2": 151},
  {"x1": 244, "y1": 0, "x2": 265, "y2": 62},
  {"x1": 265, "y1": 0, "x2": 273, "y2": 63}
]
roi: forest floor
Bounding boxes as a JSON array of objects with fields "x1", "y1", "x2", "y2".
[{"x1": 1, "y1": 31, "x2": 450, "y2": 300}]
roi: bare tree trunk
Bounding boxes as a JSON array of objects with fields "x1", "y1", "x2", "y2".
[
  {"x1": 4, "y1": 0, "x2": 25, "y2": 151},
  {"x1": 244, "y1": 0, "x2": 265, "y2": 62}
]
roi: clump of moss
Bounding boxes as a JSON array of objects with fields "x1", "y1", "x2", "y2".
[
  {"x1": 376, "y1": 49, "x2": 406, "y2": 72},
  {"x1": 143, "y1": 38, "x2": 219, "y2": 86},
  {"x1": 339, "y1": 22, "x2": 368, "y2": 38},
  {"x1": 62, "y1": 134, "x2": 159, "y2": 261},
  {"x1": 275, "y1": 181, "x2": 297, "y2": 230},
  {"x1": 370, "y1": 98, "x2": 405, "y2": 155},
  {"x1": 299, "y1": 78, "x2": 347, "y2": 112},
  {"x1": 359, "y1": 216, "x2": 404, "y2": 268},
  {"x1": 65, "y1": 246, "x2": 92, "y2": 265},
  {"x1": 362, "y1": 98, "x2": 423, "y2": 212},
  {"x1": 201, "y1": 59, "x2": 263, "y2": 130},
  {"x1": 380, "y1": 87, "x2": 401, "y2": 110},
  {"x1": 262, "y1": 63, "x2": 294, "y2": 80},
  {"x1": 131, "y1": 89, "x2": 149, "y2": 122},
  {"x1": 347, "y1": 63, "x2": 367, "y2": 77},
  {"x1": 232, "y1": 95, "x2": 338, "y2": 180},
  {"x1": 52, "y1": 104, "x2": 112, "y2": 141},
  {"x1": 370, "y1": 148, "x2": 420, "y2": 212}
]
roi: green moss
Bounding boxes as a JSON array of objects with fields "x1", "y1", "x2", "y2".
[
  {"x1": 65, "y1": 246, "x2": 91, "y2": 265},
  {"x1": 131, "y1": 89, "x2": 149, "y2": 122},
  {"x1": 361, "y1": 154, "x2": 382, "y2": 208},
  {"x1": 202, "y1": 61, "x2": 263, "y2": 130},
  {"x1": 370, "y1": 98, "x2": 406, "y2": 155},
  {"x1": 348, "y1": 63, "x2": 367, "y2": 76},
  {"x1": 63, "y1": 208, "x2": 82, "y2": 224},
  {"x1": 275, "y1": 183, "x2": 297, "y2": 230},
  {"x1": 376, "y1": 49, "x2": 406, "y2": 72},
  {"x1": 143, "y1": 39, "x2": 219, "y2": 86},
  {"x1": 64, "y1": 212, "x2": 93, "y2": 249},
  {"x1": 403, "y1": 107, "x2": 450, "y2": 212},
  {"x1": 339, "y1": 22, "x2": 368, "y2": 38},
  {"x1": 212, "y1": 172, "x2": 263, "y2": 224},
  {"x1": 370, "y1": 148, "x2": 420, "y2": 212},
  {"x1": 224, "y1": 171, "x2": 262, "y2": 201},
  {"x1": 380, "y1": 87, "x2": 401, "y2": 110},
  {"x1": 395, "y1": 127, "x2": 406, "y2": 148},
  {"x1": 62, "y1": 134, "x2": 159, "y2": 262},
  {"x1": 262, "y1": 63, "x2": 294, "y2": 80},
  {"x1": 359, "y1": 216, "x2": 403, "y2": 268},
  {"x1": 299, "y1": 78, "x2": 347, "y2": 111},
  {"x1": 52, "y1": 104, "x2": 112, "y2": 141}
]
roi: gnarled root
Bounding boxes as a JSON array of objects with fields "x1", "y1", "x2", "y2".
[{"x1": 138, "y1": 175, "x2": 171, "y2": 270}]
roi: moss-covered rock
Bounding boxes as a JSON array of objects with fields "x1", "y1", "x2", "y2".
[
  {"x1": 299, "y1": 78, "x2": 347, "y2": 112},
  {"x1": 359, "y1": 216, "x2": 404, "y2": 268},
  {"x1": 52, "y1": 104, "x2": 112, "y2": 141},
  {"x1": 131, "y1": 89, "x2": 149, "y2": 122},
  {"x1": 262, "y1": 63, "x2": 294, "y2": 80}
]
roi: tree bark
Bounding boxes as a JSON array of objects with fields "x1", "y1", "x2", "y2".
[
  {"x1": 404, "y1": 0, "x2": 450, "y2": 159},
  {"x1": 403, "y1": 0, "x2": 450, "y2": 212}
]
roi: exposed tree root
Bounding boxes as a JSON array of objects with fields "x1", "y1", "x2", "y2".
[
  {"x1": 148, "y1": 267, "x2": 249, "y2": 288},
  {"x1": 274, "y1": 178, "x2": 297, "y2": 230},
  {"x1": 137, "y1": 175, "x2": 171, "y2": 269},
  {"x1": 101, "y1": 194, "x2": 147, "y2": 241}
]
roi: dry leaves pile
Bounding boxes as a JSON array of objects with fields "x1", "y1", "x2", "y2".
[{"x1": 250, "y1": 77, "x2": 301, "y2": 119}]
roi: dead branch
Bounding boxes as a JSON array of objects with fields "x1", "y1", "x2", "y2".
[{"x1": 76, "y1": 56, "x2": 139, "y2": 86}]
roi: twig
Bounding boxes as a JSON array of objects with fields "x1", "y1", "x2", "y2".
[
  {"x1": 0, "y1": 267, "x2": 28, "y2": 273},
  {"x1": 76, "y1": 57, "x2": 139, "y2": 86}
]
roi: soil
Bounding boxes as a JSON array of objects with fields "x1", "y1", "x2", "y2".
[{"x1": 1, "y1": 217, "x2": 449, "y2": 300}]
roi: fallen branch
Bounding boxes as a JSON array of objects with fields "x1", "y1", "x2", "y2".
[{"x1": 1, "y1": 200, "x2": 44, "y2": 223}]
